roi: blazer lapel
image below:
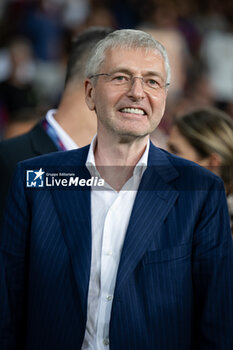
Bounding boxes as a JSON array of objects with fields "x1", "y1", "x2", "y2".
[
  {"x1": 114, "y1": 145, "x2": 179, "y2": 295},
  {"x1": 50, "y1": 147, "x2": 92, "y2": 318}
]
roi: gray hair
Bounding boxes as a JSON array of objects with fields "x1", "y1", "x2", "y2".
[{"x1": 85, "y1": 29, "x2": 171, "y2": 85}]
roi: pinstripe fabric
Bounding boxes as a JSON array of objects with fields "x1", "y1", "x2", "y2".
[{"x1": 0, "y1": 143, "x2": 233, "y2": 350}]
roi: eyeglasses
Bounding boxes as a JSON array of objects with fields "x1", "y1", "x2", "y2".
[{"x1": 89, "y1": 72, "x2": 170, "y2": 92}]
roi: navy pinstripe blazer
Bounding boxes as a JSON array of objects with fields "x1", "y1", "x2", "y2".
[{"x1": 1, "y1": 143, "x2": 233, "y2": 350}]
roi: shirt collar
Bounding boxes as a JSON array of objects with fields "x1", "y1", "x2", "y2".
[
  {"x1": 86, "y1": 134, "x2": 98, "y2": 170},
  {"x1": 45, "y1": 109, "x2": 78, "y2": 151}
]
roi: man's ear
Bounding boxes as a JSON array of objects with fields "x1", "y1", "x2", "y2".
[{"x1": 85, "y1": 79, "x2": 96, "y2": 111}]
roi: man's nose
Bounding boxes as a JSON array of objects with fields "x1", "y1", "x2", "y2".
[{"x1": 126, "y1": 77, "x2": 145, "y2": 99}]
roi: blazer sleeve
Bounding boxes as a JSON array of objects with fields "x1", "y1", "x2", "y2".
[
  {"x1": 0, "y1": 163, "x2": 30, "y2": 350},
  {"x1": 192, "y1": 177, "x2": 233, "y2": 349}
]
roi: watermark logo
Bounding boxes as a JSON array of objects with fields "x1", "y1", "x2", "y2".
[
  {"x1": 26, "y1": 168, "x2": 45, "y2": 188},
  {"x1": 25, "y1": 169, "x2": 104, "y2": 188}
]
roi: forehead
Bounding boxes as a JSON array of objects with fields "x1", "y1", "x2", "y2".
[{"x1": 101, "y1": 46, "x2": 166, "y2": 77}]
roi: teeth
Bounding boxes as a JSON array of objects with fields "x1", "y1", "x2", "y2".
[{"x1": 121, "y1": 108, "x2": 145, "y2": 115}]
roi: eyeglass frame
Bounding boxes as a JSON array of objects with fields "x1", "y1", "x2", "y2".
[{"x1": 88, "y1": 72, "x2": 170, "y2": 91}]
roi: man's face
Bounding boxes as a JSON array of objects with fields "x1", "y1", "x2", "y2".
[{"x1": 85, "y1": 47, "x2": 168, "y2": 140}]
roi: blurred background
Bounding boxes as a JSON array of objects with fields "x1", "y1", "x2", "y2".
[{"x1": 0, "y1": 0, "x2": 233, "y2": 140}]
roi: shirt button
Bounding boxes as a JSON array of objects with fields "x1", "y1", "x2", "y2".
[
  {"x1": 106, "y1": 295, "x2": 113, "y2": 301},
  {"x1": 103, "y1": 338, "x2": 109, "y2": 346},
  {"x1": 106, "y1": 251, "x2": 113, "y2": 256}
]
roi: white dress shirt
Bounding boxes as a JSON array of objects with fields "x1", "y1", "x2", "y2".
[
  {"x1": 82, "y1": 136, "x2": 149, "y2": 349},
  {"x1": 45, "y1": 109, "x2": 78, "y2": 150}
]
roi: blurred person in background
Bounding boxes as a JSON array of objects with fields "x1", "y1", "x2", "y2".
[
  {"x1": 0, "y1": 26, "x2": 112, "y2": 222},
  {"x1": 84, "y1": 3, "x2": 117, "y2": 31},
  {"x1": 3, "y1": 107, "x2": 43, "y2": 140},
  {"x1": 167, "y1": 107, "x2": 233, "y2": 234},
  {"x1": 200, "y1": 14, "x2": 233, "y2": 116},
  {"x1": 0, "y1": 0, "x2": 7, "y2": 32},
  {"x1": 195, "y1": 1, "x2": 233, "y2": 117},
  {"x1": 0, "y1": 37, "x2": 38, "y2": 135},
  {"x1": 18, "y1": 1, "x2": 68, "y2": 109},
  {"x1": 170, "y1": 58, "x2": 215, "y2": 124},
  {"x1": 20, "y1": 0, "x2": 63, "y2": 62}
]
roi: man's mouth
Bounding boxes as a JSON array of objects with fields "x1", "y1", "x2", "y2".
[{"x1": 119, "y1": 107, "x2": 146, "y2": 115}]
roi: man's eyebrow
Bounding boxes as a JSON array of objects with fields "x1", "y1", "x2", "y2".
[
  {"x1": 108, "y1": 68, "x2": 133, "y2": 75},
  {"x1": 109, "y1": 68, "x2": 165, "y2": 81},
  {"x1": 143, "y1": 71, "x2": 164, "y2": 80}
]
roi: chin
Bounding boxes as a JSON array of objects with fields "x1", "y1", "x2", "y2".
[{"x1": 115, "y1": 127, "x2": 150, "y2": 140}]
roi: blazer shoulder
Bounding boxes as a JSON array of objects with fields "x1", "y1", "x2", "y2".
[
  {"x1": 152, "y1": 145, "x2": 223, "y2": 190},
  {"x1": 0, "y1": 123, "x2": 55, "y2": 163},
  {"x1": 0, "y1": 130, "x2": 34, "y2": 173},
  {"x1": 0, "y1": 130, "x2": 32, "y2": 156},
  {"x1": 18, "y1": 144, "x2": 90, "y2": 168}
]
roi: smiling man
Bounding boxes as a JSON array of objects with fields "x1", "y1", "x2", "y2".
[
  {"x1": 85, "y1": 46, "x2": 168, "y2": 139},
  {"x1": 1, "y1": 30, "x2": 233, "y2": 350}
]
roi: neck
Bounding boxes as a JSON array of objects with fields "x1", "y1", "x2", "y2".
[
  {"x1": 95, "y1": 134, "x2": 148, "y2": 166},
  {"x1": 94, "y1": 130, "x2": 149, "y2": 190},
  {"x1": 54, "y1": 86, "x2": 97, "y2": 147}
]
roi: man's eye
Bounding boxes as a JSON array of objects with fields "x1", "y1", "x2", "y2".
[
  {"x1": 112, "y1": 75, "x2": 128, "y2": 82},
  {"x1": 147, "y1": 79, "x2": 160, "y2": 88}
]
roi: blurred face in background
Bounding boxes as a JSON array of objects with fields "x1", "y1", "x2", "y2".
[
  {"x1": 9, "y1": 40, "x2": 35, "y2": 84},
  {"x1": 167, "y1": 125, "x2": 217, "y2": 169}
]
